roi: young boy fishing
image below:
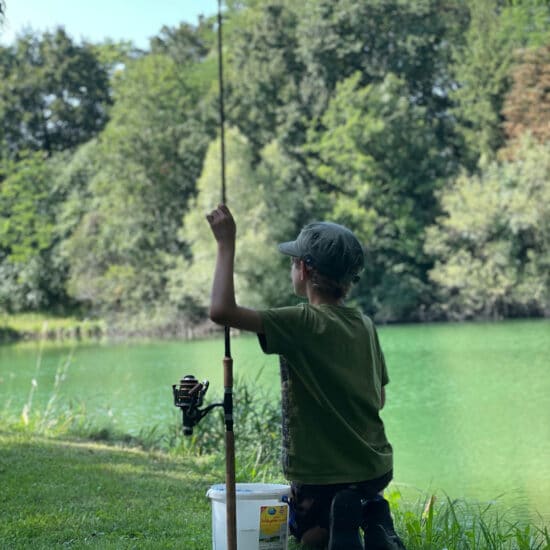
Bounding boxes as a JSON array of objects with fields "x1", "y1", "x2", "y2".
[{"x1": 206, "y1": 204, "x2": 405, "y2": 550}]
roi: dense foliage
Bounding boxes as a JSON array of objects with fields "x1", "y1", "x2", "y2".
[{"x1": 0, "y1": 0, "x2": 549, "y2": 327}]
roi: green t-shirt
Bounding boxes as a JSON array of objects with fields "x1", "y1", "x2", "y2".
[{"x1": 259, "y1": 303, "x2": 393, "y2": 484}]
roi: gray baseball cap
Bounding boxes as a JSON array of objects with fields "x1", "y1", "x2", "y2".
[{"x1": 278, "y1": 222, "x2": 364, "y2": 282}]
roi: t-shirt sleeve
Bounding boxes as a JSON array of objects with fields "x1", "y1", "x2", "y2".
[
  {"x1": 373, "y1": 325, "x2": 390, "y2": 386},
  {"x1": 257, "y1": 305, "x2": 307, "y2": 355}
]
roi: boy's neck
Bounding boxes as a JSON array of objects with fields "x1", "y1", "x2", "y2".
[{"x1": 306, "y1": 287, "x2": 344, "y2": 306}]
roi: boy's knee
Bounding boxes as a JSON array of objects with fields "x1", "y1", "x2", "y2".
[{"x1": 300, "y1": 526, "x2": 329, "y2": 547}]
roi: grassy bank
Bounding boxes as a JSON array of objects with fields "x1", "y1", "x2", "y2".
[
  {"x1": 0, "y1": 431, "x2": 216, "y2": 549},
  {"x1": 1, "y1": 430, "x2": 548, "y2": 550},
  {"x1": 0, "y1": 313, "x2": 105, "y2": 342},
  {"x1": 0, "y1": 311, "x2": 215, "y2": 342}
]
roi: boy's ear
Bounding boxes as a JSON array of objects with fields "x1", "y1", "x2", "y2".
[{"x1": 299, "y1": 260, "x2": 308, "y2": 281}]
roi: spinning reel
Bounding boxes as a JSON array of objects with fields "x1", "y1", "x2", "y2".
[{"x1": 172, "y1": 375, "x2": 224, "y2": 436}]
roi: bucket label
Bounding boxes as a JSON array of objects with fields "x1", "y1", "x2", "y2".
[{"x1": 259, "y1": 505, "x2": 288, "y2": 549}]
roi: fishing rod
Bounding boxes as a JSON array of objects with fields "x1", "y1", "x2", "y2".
[
  {"x1": 217, "y1": 0, "x2": 238, "y2": 547},
  {"x1": 173, "y1": 1, "x2": 237, "y2": 549}
]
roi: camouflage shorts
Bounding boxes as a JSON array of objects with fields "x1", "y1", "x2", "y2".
[{"x1": 286, "y1": 470, "x2": 393, "y2": 540}]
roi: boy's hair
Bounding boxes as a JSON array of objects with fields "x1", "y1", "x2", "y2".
[
  {"x1": 279, "y1": 221, "x2": 364, "y2": 286},
  {"x1": 293, "y1": 257, "x2": 352, "y2": 299}
]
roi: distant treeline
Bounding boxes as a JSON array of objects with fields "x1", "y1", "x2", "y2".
[{"x1": 0, "y1": 0, "x2": 549, "y2": 328}]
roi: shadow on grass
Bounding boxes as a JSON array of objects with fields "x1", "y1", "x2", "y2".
[{"x1": 0, "y1": 431, "x2": 222, "y2": 549}]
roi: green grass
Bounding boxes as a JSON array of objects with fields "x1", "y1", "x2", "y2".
[
  {"x1": 1, "y1": 430, "x2": 549, "y2": 550},
  {"x1": 0, "y1": 431, "x2": 217, "y2": 549},
  {"x1": 389, "y1": 491, "x2": 549, "y2": 550}
]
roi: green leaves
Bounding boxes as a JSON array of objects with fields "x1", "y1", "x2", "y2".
[
  {"x1": 58, "y1": 48, "x2": 216, "y2": 314},
  {"x1": 168, "y1": 128, "x2": 295, "y2": 312},
  {"x1": 306, "y1": 72, "x2": 445, "y2": 320},
  {"x1": 425, "y1": 139, "x2": 550, "y2": 319},
  {"x1": 450, "y1": 0, "x2": 550, "y2": 169},
  {"x1": 0, "y1": 29, "x2": 111, "y2": 158},
  {"x1": 0, "y1": 154, "x2": 54, "y2": 263},
  {"x1": 0, "y1": 153, "x2": 70, "y2": 311}
]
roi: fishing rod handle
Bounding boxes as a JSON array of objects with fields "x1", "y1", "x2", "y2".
[
  {"x1": 223, "y1": 356, "x2": 233, "y2": 387},
  {"x1": 225, "y1": 430, "x2": 237, "y2": 550}
]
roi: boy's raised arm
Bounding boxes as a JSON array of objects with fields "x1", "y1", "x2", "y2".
[{"x1": 206, "y1": 205, "x2": 264, "y2": 333}]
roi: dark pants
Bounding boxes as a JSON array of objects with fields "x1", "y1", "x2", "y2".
[{"x1": 287, "y1": 470, "x2": 393, "y2": 541}]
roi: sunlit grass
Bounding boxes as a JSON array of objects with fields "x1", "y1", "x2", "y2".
[{"x1": 0, "y1": 431, "x2": 217, "y2": 549}]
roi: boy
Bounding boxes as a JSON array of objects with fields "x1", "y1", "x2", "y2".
[{"x1": 206, "y1": 204, "x2": 405, "y2": 550}]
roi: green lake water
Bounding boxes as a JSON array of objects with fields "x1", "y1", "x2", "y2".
[{"x1": 1, "y1": 319, "x2": 549, "y2": 524}]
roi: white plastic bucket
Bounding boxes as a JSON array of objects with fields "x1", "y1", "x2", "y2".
[{"x1": 206, "y1": 483, "x2": 291, "y2": 550}]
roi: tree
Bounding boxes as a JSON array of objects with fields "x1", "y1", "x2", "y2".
[
  {"x1": 450, "y1": 0, "x2": 550, "y2": 169},
  {"x1": 150, "y1": 20, "x2": 215, "y2": 66},
  {"x1": 225, "y1": 1, "x2": 304, "y2": 154},
  {"x1": 226, "y1": 0, "x2": 468, "y2": 158},
  {"x1": 306, "y1": 72, "x2": 451, "y2": 321},
  {"x1": 425, "y1": 139, "x2": 550, "y2": 319},
  {"x1": 0, "y1": 28, "x2": 111, "y2": 158},
  {"x1": 0, "y1": 153, "x2": 70, "y2": 311},
  {"x1": 62, "y1": 51, "x2": 216, "y2": 314},
  {"x1": 222, "y1": 0, "x2": 469, "y2": 321},
  {"x1": 502, "y1": 44, "x2": 550, "y2": 148},
  {"x1": 294, "y1": 0, "x2": 466, "y2": 110},
  {"x1": 167, "y1": 123, "x2": 321, "y2": 317},
  {"x1": 168, "y1": 128, "x2": 297, "y2": 315}
]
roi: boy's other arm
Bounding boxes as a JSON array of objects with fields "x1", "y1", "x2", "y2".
[{"x1": 206, "y1": 205, "x2": 264, "y2": 333}]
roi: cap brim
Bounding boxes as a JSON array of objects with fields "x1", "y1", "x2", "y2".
[{"x1": 278, "y1": 241, "x2": 300, "y2": 257}]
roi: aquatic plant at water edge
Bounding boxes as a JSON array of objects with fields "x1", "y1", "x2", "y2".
[{"x1": 389, "y1": 490, "x2": 550, "y2": 550}]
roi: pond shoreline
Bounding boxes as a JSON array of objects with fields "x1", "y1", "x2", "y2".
[
  {"x1": 0, "y1": 315, "x2": 221, "y2": 344},
  {"x1": 3, "y1": 312, "x2": 548, "y2": 345}
]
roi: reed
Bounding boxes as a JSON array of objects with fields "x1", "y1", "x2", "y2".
[{"x1": 389, "y1": 490, "x2": 550, "y2": 550}]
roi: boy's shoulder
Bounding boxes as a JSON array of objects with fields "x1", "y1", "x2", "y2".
[{"x1": 262, "y1": 303, "x2": 375, "y2": 332}]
